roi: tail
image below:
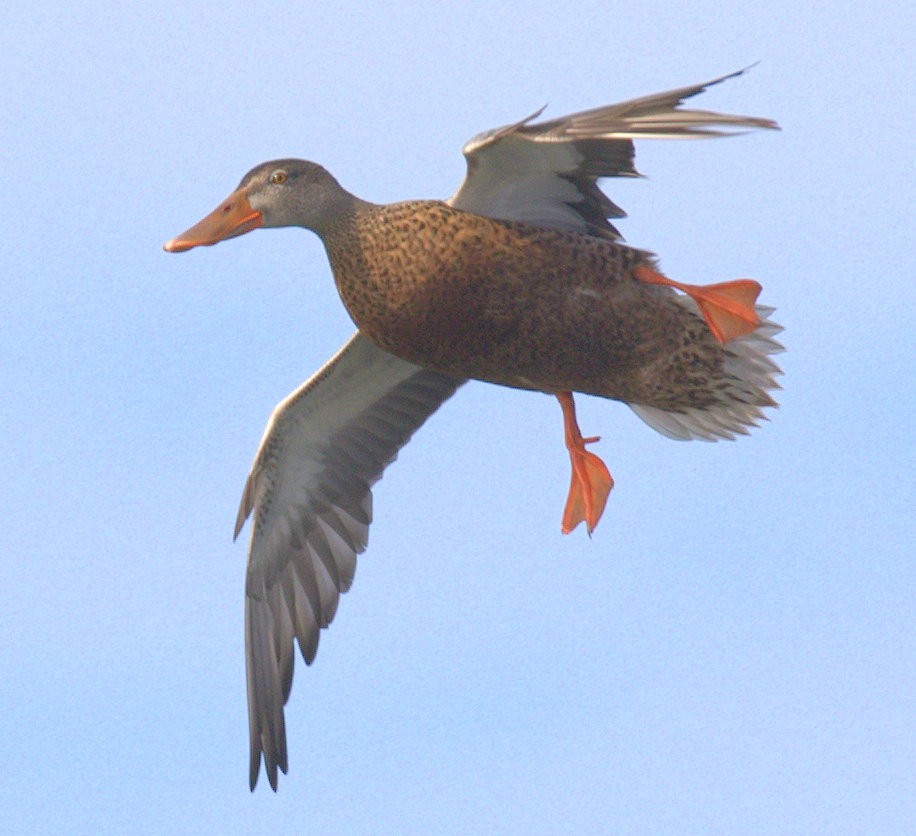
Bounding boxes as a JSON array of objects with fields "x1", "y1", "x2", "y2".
[{"x1": 629, "y1": 304, "x2": 784, "y2": 441}]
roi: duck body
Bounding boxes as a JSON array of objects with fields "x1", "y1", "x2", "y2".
[
  {"x1": 164, "y1": 68, "x2": 783, "y2": 790},
  {"x1": 323, "y1": 198, "x2": 751, "y2": 413}
]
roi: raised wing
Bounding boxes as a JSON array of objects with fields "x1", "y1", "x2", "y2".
[
  {"x1": 238, "y1": 333, "x2": 463, "y2": 789},
  {"x1": 449, "y1": 67, "x2": 778, "y2": 234}
]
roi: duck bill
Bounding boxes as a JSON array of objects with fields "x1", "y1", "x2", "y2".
[{"x1": 163, "y1": 187, "x2": 263, "y2": 252}]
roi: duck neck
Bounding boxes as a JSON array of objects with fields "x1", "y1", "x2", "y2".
[{"x1": 317, "y1": 201, "x2": 383, "y2": 326}]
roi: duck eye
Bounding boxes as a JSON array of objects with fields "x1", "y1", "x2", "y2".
[{"x1": 270, "y1": 170, "x2": 287, "y2": 185}]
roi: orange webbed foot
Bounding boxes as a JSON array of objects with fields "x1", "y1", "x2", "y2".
[
  {"x1": 633, "y1": 265, "x2": 762, "y2": 344},
  {"x1": 557, "y1": 392, "x2": 614, "y2": 535}
]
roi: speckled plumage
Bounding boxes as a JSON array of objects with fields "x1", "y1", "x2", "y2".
[{"x1": 322, "y1": 199, "x2": 768, "y2": 413}]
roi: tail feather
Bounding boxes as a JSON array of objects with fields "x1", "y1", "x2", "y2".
[{"x1": 629, "y1": 304, "x2": 784, "y2": 441}]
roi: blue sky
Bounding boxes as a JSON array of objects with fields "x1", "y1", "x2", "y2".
[{"x1": 3, "y1": 2, "x2": 914, "y2": 833}]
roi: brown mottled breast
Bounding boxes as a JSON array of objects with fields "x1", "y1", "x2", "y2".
[{"x1": 320, "y1": 200, "x2": 727, "y2": 409}]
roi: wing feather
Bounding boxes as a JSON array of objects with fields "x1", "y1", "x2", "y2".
[
  {"x1": 449, "y1": 67, "x2": 778, "y2": 235},
  {"x1": 241, "y1": 333, "x2": 463, "y2": 789}
]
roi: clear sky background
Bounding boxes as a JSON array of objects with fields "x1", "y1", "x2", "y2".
[{"x1": 3, "y1": 2, "x2": 914, "y2": 833}]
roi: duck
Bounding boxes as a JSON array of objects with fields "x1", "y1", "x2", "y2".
[{"x1": 164, "y1": 67, "x2": 782, "y2": 791}]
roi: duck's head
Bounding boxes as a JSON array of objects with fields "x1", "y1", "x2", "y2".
[{"x1": 164, "y1": 160, "x2": 350, "y2": 252}]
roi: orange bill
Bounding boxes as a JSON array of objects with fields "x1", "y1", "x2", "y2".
[{"x1": 163, "y1": 187, "x2": 262, "y2": 252}]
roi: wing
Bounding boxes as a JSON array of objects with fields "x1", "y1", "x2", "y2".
[
  {"x1": 238, "y1": 332, "x2": 463, "y2": 790},
  {"x1": 448, "y1": 67, "x2": 778, "y2": 234}
]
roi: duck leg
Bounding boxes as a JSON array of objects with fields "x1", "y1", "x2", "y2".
[
  {"x1": 632, "y1": 265, "x2": 761, "y2": 344},
  {"x1": 557, "y1": 392, "x2": 614, "y2": 535}
]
